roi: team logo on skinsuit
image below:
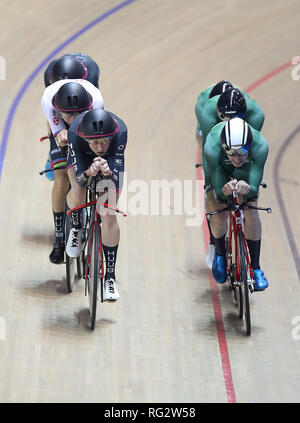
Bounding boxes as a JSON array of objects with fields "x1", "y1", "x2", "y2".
[{"x1": 69, "y1": 144, "x2": 77, "y2": 172}]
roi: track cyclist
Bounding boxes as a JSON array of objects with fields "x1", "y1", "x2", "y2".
[
  {"x1": 41, "y1": 78, "x2": 104, "y2": 264},
  {"x1": 195, "y1": 82, "x2": 265, "y2": 266},
  {"x1": 204, "y1": 117, "x2": 269, "y2": 291},
  {"x1": 195, "y1": 80, "x2": 233, "y2": 149},
  {"x1": 66, "y1": 108, "x2": 127, "y2": 301},
  {"x1": 43, "y1": 53, "x2": 100, "y2": 178}
]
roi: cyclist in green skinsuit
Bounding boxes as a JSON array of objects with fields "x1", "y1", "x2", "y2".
[
  {"x1": 195, "y1": 80, "x2": 233, "y2": 146},
  {"x1": 204, "y1": 117, "x2": 269, "y2": 291},
  {"x1": 195, "y1": 85, "x2": 265, "y2": 164},
  {"x1": 195, "y1": 83, "x2": 265, "y2": 268}
]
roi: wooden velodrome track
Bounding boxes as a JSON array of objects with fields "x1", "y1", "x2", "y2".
[{"x1": 0, "y1": 0, "x2": 299, "y2": 404}]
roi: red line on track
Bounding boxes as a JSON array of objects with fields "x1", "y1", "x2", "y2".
[
  {"x1": 196, "y1": 60, "x2": 293, "y2": 403},
  {"x1": 245, "y1": 60, "x2": 292, "y2": 93}
]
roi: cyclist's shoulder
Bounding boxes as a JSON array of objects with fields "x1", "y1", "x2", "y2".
[
  {"x1": 205, "y1": 122, "x2": 224, "y2": 152},
  {"x1": 107, "y1": 110, "x2": 127, "y2": 132},
  {"x1": 251, "y1": 129, "x2": 269, "y2": 156},
  {"x1": 196, "y1": 85, "x2": 214, "y2": 101},
  {"x1": 209, "y1": 121, "x2": 225, "y2": 136},
  {"x1": 199, "y1": 96, "x2": 219, "y2": 121},
  {"x1": 68, "y1": 113, "x2": 86, "y2": 140},
  {"x1": 42, "y1": 79, "x2": 63, "y2": 100}
]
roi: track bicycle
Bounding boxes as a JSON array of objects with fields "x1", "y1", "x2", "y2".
[
  {"x1": 206, "y1": 186, "x2": 271, "y2": 335},
  {"x1": 66, "y1": 174, "x2": 127, "y2": 330}
]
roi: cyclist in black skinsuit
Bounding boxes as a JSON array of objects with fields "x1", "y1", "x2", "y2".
[
  {"x1": 42, "y1": 53, "x2": 101, "y2": 264},
  {"x1": 66, "y1": 108, "x2": 127, "y2": 302}
]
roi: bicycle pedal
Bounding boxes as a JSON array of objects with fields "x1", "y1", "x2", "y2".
[{"x1": 249, "y1": 283, "x2": 255, "y2": 293}]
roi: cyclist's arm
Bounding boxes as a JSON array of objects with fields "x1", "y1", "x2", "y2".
[
  {"x1": 204, "y1": 133, "x2": 228, "y2": 201},
  {"x1": 198, "y1": 99, "x2": 219, "y2": 142},
  {"x1": 106, "y1": 131, "x2": 127, "y2": 191},
  {"x1": 195, "y1": 87, "x2": 212, "y2": 121},
  {"x1": 67, "y1": 118, "x2": 91, "y2": 186},
  {"x1": 245, "y1": 98, "x2": 265, "y2": 131},
  {"x1": 41, "y1": 87, "x2": 66, "y2": 136},
  {"x1": 247, "y1": 136, "x2": 269, "y2": 199}
]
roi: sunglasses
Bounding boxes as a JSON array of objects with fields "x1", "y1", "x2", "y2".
[
  {"x1": 84, "y1": 138, "x2": 111, "y2": 147},
  {"x1": 58, "y1": 111, "x2": 81, "y2": 119},
  {"x1": 225, "y1": 147, "x2": 248, "y2": 157}
]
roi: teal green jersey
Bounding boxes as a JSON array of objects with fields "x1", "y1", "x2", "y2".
[{"x1": 204, "y1": 122, "x2": 269, "y2": 202}]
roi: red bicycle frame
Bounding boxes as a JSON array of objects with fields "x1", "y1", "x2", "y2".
[
  {"x1": 226, "y1": 191, "x2": 254, "y2": 285},
  {"x1": 67, "y1": 197, "x2": 126, "y2": 282}
]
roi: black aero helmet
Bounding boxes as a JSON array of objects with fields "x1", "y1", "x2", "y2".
[
  {"x1": 52, "y1": 82, "x2": 93, "y2": 112},
  {"x1": 77, "y1": 109, "x2": 120, "y2": 139},
  {"x1": 217, "y1": 87, "x2": 247, "y2": 120},
  {"x1": 209, "y1": 80, "x2": 233, "y2": 98},
  {"x1": 51, "y1": 56, "x2": 87, "y2": 82},
  {"x1": 220, "y1": 117, "x2": 253, "y2": 156}
]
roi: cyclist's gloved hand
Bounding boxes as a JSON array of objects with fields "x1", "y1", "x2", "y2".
[
  {"x1": 235, "y1": 180, "x2": 250, "y2": 195},
  {"x1": 87, "y1": 157, "x2": 112, "y2": 177},
  {"x1": 222, "y1": 179, "x2": 237, "y2": 196},
  {"x1": 55, "y1": 129, "x2": 68, "y2": 147}
]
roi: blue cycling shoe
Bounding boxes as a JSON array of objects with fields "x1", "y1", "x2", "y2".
[
  {"x1": 45, "y1": 152, "x2": 54, "y2": 181},
  {"x1": 212, "y1": 253, "x2": 227, "y2": 284},
  {"x1": 253, "y1": 269, "x2": 268, "y2": 291}
]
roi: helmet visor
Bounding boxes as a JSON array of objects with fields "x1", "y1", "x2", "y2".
[
  {"x1": 223, "y1": 144, "x2": 251, "y2": 156},
  {"x1": 217, "y1": 110, "x2": 245, "y2": 122}
]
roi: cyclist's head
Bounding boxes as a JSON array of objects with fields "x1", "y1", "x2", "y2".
[
  {"x1": 52, "y1": 82, "x2": 92, "y2": 124},
  {"x1": 217, "y1": 87, "x2": 247, "y2": 121},
  {"x1": 208, "y1": 80, "x2": 233, "y2": 98},
  {"x1": 50, "y1": 56, "x2": 88, "y2": 83},
  {"x1": 220, "y1": 117, "x2": 253, "y2": 166},
  {"x1": 77, "y1": 109, "x2": 120, "y2": 153}
]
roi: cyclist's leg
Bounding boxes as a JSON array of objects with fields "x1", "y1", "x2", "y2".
[
  {"x1": 243, "y1": 197, "x2": 268, "y2": 290},
  {"x1": 205, "y1": 190, "x2": 229, "y2": 283},
  {"x1": 98, "y1": 188, "x2": 120, "y2": 301},
  {"x1": 65, "y1": 166, "x2": 86, "y2": 258},
  {"x1": 205, "y1": 191, "x2": 228, "y2": 248},
  {"x1": 49, "y1": 135, "x2": 69, "y2": 264}
]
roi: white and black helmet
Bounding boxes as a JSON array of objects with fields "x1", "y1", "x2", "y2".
[{"x1": 220, "y1": 118, "x2": 253, "y2": 156}]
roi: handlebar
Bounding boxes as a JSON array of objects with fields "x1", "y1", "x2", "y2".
[
  {"x1": 39, "y1": 165, "x2": 67, "y2": 175},
  {"x1": 206, "y1": 186, "x2": 272, "y2": 220}
]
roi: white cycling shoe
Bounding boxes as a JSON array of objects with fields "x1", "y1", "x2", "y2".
[
  {"x1": 66, "y1": 228, "x2": 83, "y2": 258},
  {"x1": 103, "y1": 278, "x2": 120, "y2": 302},
  {"x1": 206, "y1": 244, "x2": 216, "y2": 269}
]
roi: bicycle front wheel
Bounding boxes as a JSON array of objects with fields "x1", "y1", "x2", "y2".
[
  {"x1": 65, "y1": 211, "x2": 76, "y2": 293},
  {"x1": 87, "y1": 223, "x2": 100, "y2": 330},
  {"x1": 239, "y1": 232, "x2": 251, "y2": 335}
]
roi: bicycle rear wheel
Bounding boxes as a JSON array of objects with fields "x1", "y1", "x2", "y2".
[{"x1": 239, "y1": 232, "x2": 251, "y2": 335}]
